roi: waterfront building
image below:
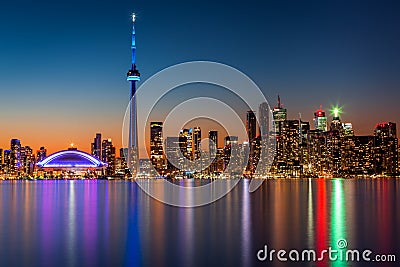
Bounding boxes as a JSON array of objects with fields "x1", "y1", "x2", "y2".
[
  {"x1": 179, "y1": 129, "x2": 193, "y2": 161},
  {"x1": 10, "y1": 139, "x2": 21, "y2": 177},
  {"x1": 193, "y1": 127, "x2": 201, "y2": 160},
  {"x1": 36, "y1": 148, "x2": 107, "y2": 178},
  {"x1": 3, "y1": 150, "x2": 11, "y2": 176},
  {"x1": 374, "y1": 122, "x2": 398, "y2": 175},
  {"x1": 246, "y1": 111, "x2": 257, "y2": 142},
  {"x1": 341, "y1": 136, "x2": 375, "y2": 175},
  {"x1": 36, "y1": 147, "x2": 47, "y2": 162},
  {"x1": 139, "y1": 159, "x2": 153, "y2": 177},
  {"x1": 325, "y1": 130, "x2": 342, "y2": 176},
  {"x1": 20, "y1": 146, "x2": 35, "y2": 176},
  {"x1": 0, "y1": 149, "x2": 2, "y2": 173},
  {"x1": 150, "y1": 122, "x2": 165, "y2": 171},
  {"x1": 91, "y1": 133, "x2": 102, "y2": 159},
  {"x1": 102, "y1": 139, "x2": 116, "y2": 176},
  {"x1": 307, "y1": 130, "x2": 327, "y2": 176},
  {"x1": 208, "y1": 131, "x2": 218, "y2": 173},
  {"x1": 165, "y1": 137, "x2": 183, "y2": 174},
  {"x1": 223, "y1": 136, "x2": 241, "y2": 175}
]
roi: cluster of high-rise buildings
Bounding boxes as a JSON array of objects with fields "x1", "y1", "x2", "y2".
[
  {"x1": 0, "y1": 134, "x2": 128, "y2": 179},
  {"x1": 147, "y1": 96, "x2": 399, "y2": 178},
  {"x1": 0, "y1": 98, "x2": 398, "y2": 179},
  {"x1": 0, "y1": 139, "x2": 46, "y2": 178},
  {"x1": 90, "y1": 133, "x2": 130, "y2": 177},
  {"x1": 269, "y1": 97, "x2": 398, "y2": 177}
]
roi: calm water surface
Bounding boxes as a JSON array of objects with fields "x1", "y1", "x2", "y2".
[{"x1": 0, "y1": 179, "x2": 399, "y2": 267}]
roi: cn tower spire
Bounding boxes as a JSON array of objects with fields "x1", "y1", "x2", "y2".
[
  {"x1": 127, "y1": 13, "x2": 140, "y2": 177},
  {"x1": 131, "y1": 13, "x2": 137, "y2": 69}
]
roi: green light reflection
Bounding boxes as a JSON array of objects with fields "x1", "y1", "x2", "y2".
[{"x1": 330, "y1": 179, "x2": 347, "y2": 267}]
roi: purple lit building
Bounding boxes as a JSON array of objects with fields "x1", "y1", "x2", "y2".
[{"x1": 36, "y1": 148, "x2": 107, "y2": 178}]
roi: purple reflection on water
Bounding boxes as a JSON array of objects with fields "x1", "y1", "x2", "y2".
[{"x1": 0, "y1": 179, "x2": 399, "y2": 267}]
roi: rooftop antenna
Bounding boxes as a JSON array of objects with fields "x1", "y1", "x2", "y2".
[{"x1": 278, "y1": 95, "x2": 281, "y2": 109}]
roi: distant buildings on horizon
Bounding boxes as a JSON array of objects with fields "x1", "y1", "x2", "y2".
[{"x1": 0, "y1": 97, "x2": 398, "y2": 178}]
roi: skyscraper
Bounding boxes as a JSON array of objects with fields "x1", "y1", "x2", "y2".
[
  {"x1": 150, "y1": 122, "x2": 165, "y2": 171},
  {"x1": 0, "y1": 149, "x2": 3, "y2": 174},
  {"x1": 165, "y1": 137, "x2": 182, "y2": 173},
  {"x1": 3, "y1": 150, "x2": 11, "y2": 176},
  {"x1": 91, "y1": 133, "x2": 102, "y2": 159},
  {"x1": 36, "y1": 147, "x2": 47, "y2": 162},
  {"x1": 10, "y1": 139, "x2": 21, "y2": 177},
  {"x1": 127, "y1": 13, "x2": 140, "y2": 176},
  {"x1": 21, "y1": 146, "x2": 34, "y2": 176},
  {"x1": 208, "y1": 131, "x2": 218, "y2": 173},
  {"x1": 341, "y1": 136, "x2": 375, "y2": 175},
  {"x1": 179, "y1": 129, "x2": 193, "y2": 161},
  {"x1": 342, "y1": 123, "x2": 354, "y2": 137},
  {"x1": 259, "y1": 102, "x2": 270, "y2": 137},
  {"x1": 272, "y1": 95, "x2": 287, "y2": 133},
  {"x1": 330, "y1": 107, "x2": 343, "y2": 132},
  {"x1": 193, "y1": 127, "x2": 201, "y2": 159},
  {"x1": 208, "y1": 131, "x2": 218, "y2": 155},
  {"x1": 246, "y1": 111, "x2": 257, "y2": 142},
  {"x1": 374, "y1": 122, "x2": 398, "y2": 175},
  {"x1": 223, "y1": 136, "x2": 241, "y2": 175},
  {"x1": 314, "y1": 106, "x2": 327, "y2": 131},
  {"x1": 102, "y1": 139, "x2": 116, "y2": 176}
]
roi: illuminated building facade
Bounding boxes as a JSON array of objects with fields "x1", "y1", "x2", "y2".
[
  {"x1": 2, "y1": 150, "x2": 11, "y2": 176},
  {"x1": 342, "y1": 123, "x2": 354, "y2": 137},
  {"x1": 193, "y1": 127, "x2": 201, "y2": 159},
  {"x1": 91, "y1": 133, "x2": 102, "y2": 159},
  {"x1": 341, "y1": 136, "x2": 375, "y2": 175},
  {"x1": 165, "y1": 137, "x2": 182, "y2": 173},
  {"x1": 246, "y1": 111, "x2": 257, "y2": 142},
  {"x1": 374, "y1": 122, "x2": 398, "y2": 175},
  {"x1": 20, "y1": 146, "x2": 35, "y2": 176},
  {"x1": 0, "y1": 149, "x2": 2, "y2": 174},
  {"x1": 10, "y1": 139, "x2": 21, "y2": 177},
  {"x1": 326, "y1": 130, "x2": 342, "y2": 176},
  {"x1": 208, "y1": 130, "x2": 218, "y2": 173},
  {"x1": 115, "y1": 148, "x2": 129, "y2": 177},
  {"x1": 179, "y1": 129, "x2": 193, "y2": 161},
  {"x1": 36, "y1": 149, "x2": 107, "y2": 178},
  {"x1": 307, "y1": 130, "x2": 327, "y2": 176},
  {"x1": 36, "y1": 146, "x2": 47, "y2": 162},
  {"x1": 102, "y1": 139, "x2": 116, "y2": 176},
  {"x1": 273, "y1": 96, "x2": 287, "y2": 132},
  {"x1": 313, "y1": 107, "x2": 328, "y2": 132},
  {"x1": 150, "y1": 122, "x2": 165, "y2": 171},
  {"x1": 223, "y1": 136, "x2": 242, "y2": 175}
]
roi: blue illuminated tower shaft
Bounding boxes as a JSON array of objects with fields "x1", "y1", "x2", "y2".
[{"x1": 127, "y1": 16, "x2": 140, "y2": 176}]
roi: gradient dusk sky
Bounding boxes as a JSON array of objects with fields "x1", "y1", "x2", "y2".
[{"x1": 1, "y1": 0, "x2": 400, "y2": 154}]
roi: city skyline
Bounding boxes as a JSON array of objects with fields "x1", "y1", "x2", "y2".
[
  {"x1": 1, "y1": 0, "x2": 400, "y2": 154},
  {"x1": 0, "y1": 101, "x2": 395, "y2": 155},
  {"x1": 1, "y1": 102, "x2": 398, "y2": 178}
]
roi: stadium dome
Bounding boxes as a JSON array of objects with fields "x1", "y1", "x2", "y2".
[{"x1": 37, "y1": 149, "x2": 107, "y2": 168}]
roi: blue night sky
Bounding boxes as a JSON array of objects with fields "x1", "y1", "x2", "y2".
[{"x1": 0, "y1": 0, "x2": 400, "y2": 153}]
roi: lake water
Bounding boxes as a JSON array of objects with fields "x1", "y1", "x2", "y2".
[{"x1": 0, "y1": 179, "x2": 399, "y2": 267}]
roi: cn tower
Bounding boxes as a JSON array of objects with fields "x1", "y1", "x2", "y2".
[{"x1": 127, "y1": 13, "x2": 140, "y2": 176}]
